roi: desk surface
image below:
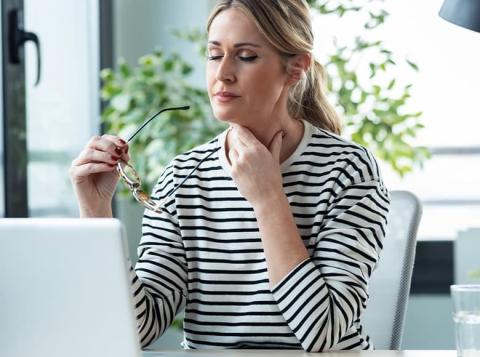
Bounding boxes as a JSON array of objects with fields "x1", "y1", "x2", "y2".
[{"x1": 143, "y1": 350, "x2": 456, "y2": 357}]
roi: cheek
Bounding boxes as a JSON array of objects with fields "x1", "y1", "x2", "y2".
[{"x1": 248, "y1": 66, "x2": 285, "y2": 101}]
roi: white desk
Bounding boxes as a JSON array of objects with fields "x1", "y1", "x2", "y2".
[{"x1": 143, "y1": 350, "x2": 456, "y2": 357}]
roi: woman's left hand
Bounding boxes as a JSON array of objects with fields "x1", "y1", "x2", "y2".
[{"x1": 228, "y1": 125, "x2": 285, "y2": 208}]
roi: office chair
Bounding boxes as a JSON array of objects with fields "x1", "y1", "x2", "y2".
[{"x1": 361, "y1": 190, "x2": 422, "y2": 350}]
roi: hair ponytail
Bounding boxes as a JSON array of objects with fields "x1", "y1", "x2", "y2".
[{"x1": 289, "y1": 59, "x2": 342, "y2": 135}]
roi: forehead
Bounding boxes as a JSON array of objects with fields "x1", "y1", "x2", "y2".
[{"x1": 208, "y1": 7, "x2": 267, "y2": 46}]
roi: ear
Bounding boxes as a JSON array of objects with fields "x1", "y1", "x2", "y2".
[{"x1": 285, "y1": 53, "x2": 311, "y2": 86}]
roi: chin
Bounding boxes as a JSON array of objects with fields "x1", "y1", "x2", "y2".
[
  {"x1": 212, "y1": 107, "x2": 242, "y2": 125},
  {"x1": 214, "y1": 116, "x2": 234, "y2": 126}
]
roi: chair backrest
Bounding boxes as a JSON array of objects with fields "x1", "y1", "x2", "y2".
[{"x1": 361, "y1": 190, "x2": 422, "y2": 350}]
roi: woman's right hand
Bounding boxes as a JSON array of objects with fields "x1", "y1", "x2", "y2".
[{"x1": 69, "y1": 134, "x2": 130, "y2": 217}]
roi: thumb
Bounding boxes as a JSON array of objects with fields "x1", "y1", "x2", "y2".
[{"x1": 268, "y1": 130, "x2": 284, "y2": 163}]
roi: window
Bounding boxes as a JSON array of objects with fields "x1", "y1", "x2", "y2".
[
  {"x1": 24, "y1": 0, "x2": 100, "y2": 217},
  {"x1": 0, "y1": 10, "x2": 4, "y2": 217},
  {"x1": 312, "y1": 0, "x2": 480, "y2": 240}
]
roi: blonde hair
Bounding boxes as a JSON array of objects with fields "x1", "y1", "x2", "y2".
[{"x1": 207, "y1": 0, "x2": 342, "y2": 135}]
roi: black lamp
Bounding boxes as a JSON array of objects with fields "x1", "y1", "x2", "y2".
[{"x1": 439, "y1": 0, "x2": 480, "y2": 33}]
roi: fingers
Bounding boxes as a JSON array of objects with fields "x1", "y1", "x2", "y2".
[
  {"x1": 79, "y1": 135, "x2": 128, "y2": 164},
  {"x1": 99, "y1": 134, "x2": 130, "y2": 161},
  {"x1": 230, "y1": 126, "x2": 283, "y2": 162},
  {"x1": 70, "y1": 135, "x2": 129, "y2": 179},
  {"x1": 102, "y1": 134, "x2": 127, "y2": 148},
  {"x1": 73, "y1": 147, "x2": 120, "y2": 166},
  {"x1": 232, "y1": 125, "x2": 260, "y2": 146},
  {"x1": 69, "y1": 161, "x2": 117, "y2": 182},
  {"x1": 229, "y1": 126, "x2": 249, "y2": 149},
  {"x1": 89, "y1": 134, "x2": 128, "y2": 156},
  {"x1": 228, "y1": 147, "x2": 240, "y2": 165}
]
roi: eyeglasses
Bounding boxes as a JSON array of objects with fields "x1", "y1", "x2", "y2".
[{"x1": 116, "y1": 106, "x2": 219, "y2": 213}]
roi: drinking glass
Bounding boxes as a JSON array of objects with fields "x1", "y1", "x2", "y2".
[{"x1": 451, "y1": 284, "x2": 480, "y2": 357}]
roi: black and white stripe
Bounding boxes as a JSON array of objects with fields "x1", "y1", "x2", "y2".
[{"x1": 131, "y1": 119, "x2": 390, "y2": 351}]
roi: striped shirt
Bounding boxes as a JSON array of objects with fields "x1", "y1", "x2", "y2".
[{"x1": 130, "y1": 119, "x2": 390, "y2": 352}]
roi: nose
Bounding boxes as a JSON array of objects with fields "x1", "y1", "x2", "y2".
[{"x1": 215, "y1": 56, "x2": 236, "y2": 83}]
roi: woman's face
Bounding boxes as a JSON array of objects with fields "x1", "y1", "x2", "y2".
[{"x1": 207, "y1": 8, "x2": 289, "y2": 127}]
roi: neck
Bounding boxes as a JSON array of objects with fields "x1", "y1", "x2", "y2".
[{"x1": 226, "y1": 109, "x2": 304, "y2": 163}]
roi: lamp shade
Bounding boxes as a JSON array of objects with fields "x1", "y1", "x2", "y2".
[{"x1": 439, "y1": 0, "x2": 480, "y2": 33}]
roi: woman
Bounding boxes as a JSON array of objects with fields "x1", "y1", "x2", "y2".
[{"x1": 70, "y1": 0, "x2": 390, "y2": 351}]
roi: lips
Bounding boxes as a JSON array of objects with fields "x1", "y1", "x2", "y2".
[
  {"x1": 213, "y1": 91, "x2": 240, "y2": 103},
  {"x1": 214, "y1": 91, "x2": 240, "y2": 98}
]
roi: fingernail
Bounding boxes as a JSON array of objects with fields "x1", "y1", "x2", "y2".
[
  {"x1": 115, "y1": 148, "x2": 122, "y2": 155},
  {"x1": 119, "y1": 139, "x2": 126, "y2": 145},
  {"x1": 111, "y1": 155, "x2": 120, "y2": 161}
]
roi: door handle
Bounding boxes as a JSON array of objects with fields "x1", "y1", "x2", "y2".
[{"x1": 8, "y1": 9, "x2": 42, "y2": 86}]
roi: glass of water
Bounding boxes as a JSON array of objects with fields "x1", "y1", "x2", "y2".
[{"x1": 451, "y1": 284, "x2": 480, "y2": 357}]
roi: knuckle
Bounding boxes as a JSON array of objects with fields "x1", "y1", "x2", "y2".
[
  {"x1": 251, "y1": 144, "x2": 261, "y2": 153},
  {"x1": 108, "y1": 141, "x2": 118, "y2": 151},
  {"x1": 83, "y1": 148, "x2": 94, "y2": 159},
  {"x1": 236, "y1": 156, "x2": 246, "y2": 166},
  {"x1": 88, "y1": 135, "x2": 101, "y2": 146},
  {"x1": 242, "y1": 150, "x2": 253, "y2": 160},
  {"x1": 69, "y1": 165, "x2": 81, "y2": 180}
]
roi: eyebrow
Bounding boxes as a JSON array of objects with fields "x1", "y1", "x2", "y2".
[{"x1": 207, "y1": 40, "x2": 261, "y2": 48}]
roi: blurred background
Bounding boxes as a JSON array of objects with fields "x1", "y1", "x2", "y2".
[{"x1": 1, "y1": 0, "x2": 480, "y2": 350}]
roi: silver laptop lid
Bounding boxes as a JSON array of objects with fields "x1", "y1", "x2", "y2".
[{"x1": 0, "y1": 218, "x2": 141, "y2": 357}]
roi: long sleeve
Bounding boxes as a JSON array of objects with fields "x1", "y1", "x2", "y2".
[
  {"x1": 124, "y1": 123, "x2": 391, "y2": 350},
  {"x1": 130, "y1": 164, "x2": 188, "y2": 348},
  {"x1": 270, "y1": 178, "x2": 390, "y2": 351}
]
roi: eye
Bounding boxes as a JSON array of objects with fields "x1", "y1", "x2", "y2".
[
  {"x1": 206, "y1": 48, "x2": 223, "y2": 61},
  {"x1": 207, "y1": 54, "x2": 223, "y2": 61},
  {"x1": 239, "y1": 55, "x2": 258, "y2": 62}
]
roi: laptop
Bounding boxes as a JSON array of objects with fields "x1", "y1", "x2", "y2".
[{"x1": 0, "y1": 218, "x2": 141, "y2": 357}]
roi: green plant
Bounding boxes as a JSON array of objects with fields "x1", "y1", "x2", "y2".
[
  {"x1": 101, "y1": 0, "x2": 430, "y2": 196},
  {"x1": 305, "y1": 0, "x2": 430, "y2": 176},
  {"x1": 174, "y1": 1, "x2": 430, "y2": 178},
  {"x1": 469, "y1": 269, "x2": 480, "y2": 282},
  {"x1": 100, "y1": 50, "x2": 226, "y2": 196}
]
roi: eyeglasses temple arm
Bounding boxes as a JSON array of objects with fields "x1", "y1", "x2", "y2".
[
  {"x1": 126, "y1": 105, "x2": 190, "y2": 143},
  {"x1": 164, "y1": 147, "x2": 219, "y2": 198}
]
